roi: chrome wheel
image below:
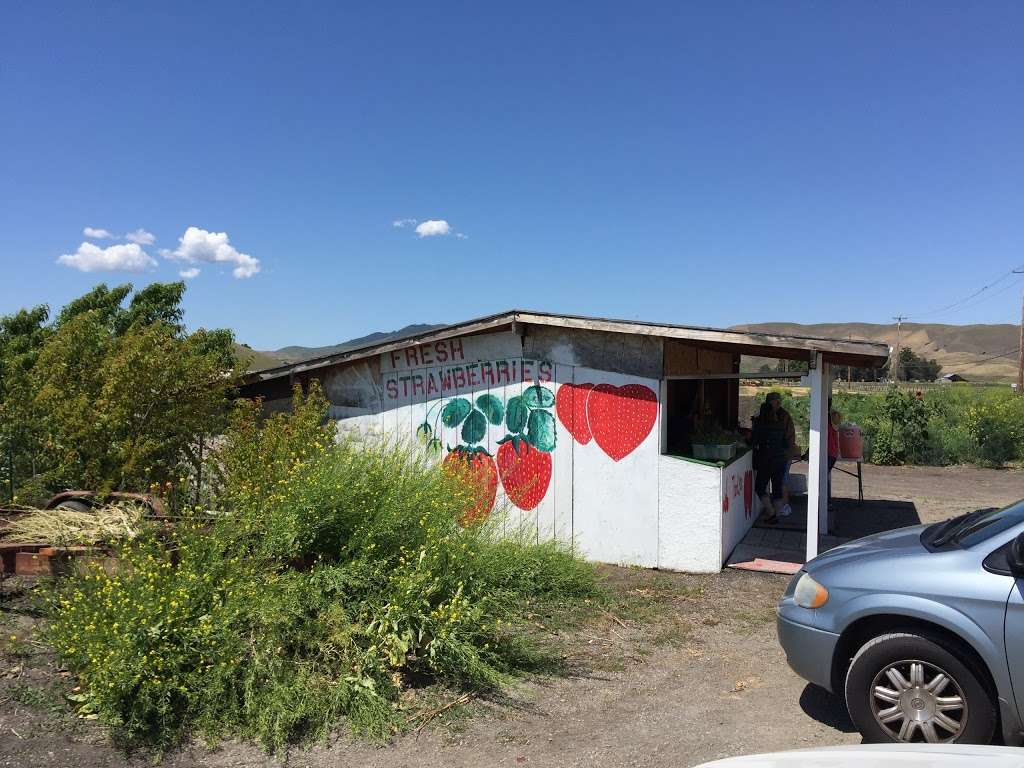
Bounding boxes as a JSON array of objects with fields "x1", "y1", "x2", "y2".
[{"x1": 870, "y1": 659, "x2": 967, "y2": 743}]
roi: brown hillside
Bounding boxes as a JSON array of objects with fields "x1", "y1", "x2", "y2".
[{"x1": 733, "y1": 322, "x2": 1020, "y2": 380}]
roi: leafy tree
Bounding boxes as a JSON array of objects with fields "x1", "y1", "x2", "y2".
[
  {"x1": 0, "y1": 282, "x2": 238, "y2": 503},
  {"x1": 895, "y1": 347, "x2": 942, "y2": 381},
  {"x1": 869, "y1": 386, "x2": 930, "y2": 465}
]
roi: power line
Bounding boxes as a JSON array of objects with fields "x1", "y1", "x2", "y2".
[
  {"x1": 942, "y1": 346, "x2": 1022, "y2": 376},
  {"x1": 934, "y1": 275, "x2": 1024, "y2": 319},
  {"x1": 907, "y1": 265, "x2": 1024, "y2": 320}
]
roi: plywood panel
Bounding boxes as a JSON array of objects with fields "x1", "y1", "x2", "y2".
[{"x1": 663, "y1": 340, "x2": 699, "y2": 376}]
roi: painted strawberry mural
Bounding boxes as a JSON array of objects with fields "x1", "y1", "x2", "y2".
[
  {"x1": 428, "y1": 393, "x2": 506, "y2": 523},
  {"x1": 497, "y1": 383, "x2": 557, "y2": 510},
  {"x1": 556, "y1": 381, "x2": 658, "y2": 461},
  {"x1": 443, "y1": 447, "x2": 498, "y2": 525},
  {"x1": 743, "y1": 470, "x2": 753, "y2": 518},
  {"x1": 496, "y1": 439, "x2": 551, "y2": 511},
  {"x1": 555, "y1": 382, "x2": 594, "y2": 444}
]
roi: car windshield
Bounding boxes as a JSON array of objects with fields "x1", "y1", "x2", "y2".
[{"x1": 953, "y1": 499, "x2": 1024, "y2": 548}]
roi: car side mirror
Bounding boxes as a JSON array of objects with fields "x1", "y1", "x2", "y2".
[{"x1": 1008, "y1": 533, "x2": 1024, "y2": 576}]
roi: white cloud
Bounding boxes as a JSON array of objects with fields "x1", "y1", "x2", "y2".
[
  {"x1": 415, "y1": 219, "x2": 451, "y2": 237},
  {"x1": 454, "y1": 232, "x2": 468, "y2": 240},
  {"x1": 179, "y1": 267, "x2": 201, "y2": 279},
  {"x1": 58, "y1": 242, "x2": 157, "y2": 273},
  {"x1": 164, "y1": 226, "x2": 260, "y2": 279},
  {"x1": 125, "y1": 228, "x2": 156, "y2": 245},
  {"x1": 83, "y1": 226, "x2": 114, "y2": 239},
  {"x1": 392, "y1": 218, "x2": 417, "y2": 228}
]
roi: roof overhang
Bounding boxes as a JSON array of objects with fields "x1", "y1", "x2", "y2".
[{"x1": 242, "y1": 309, "x2": 891, "y2": 385}]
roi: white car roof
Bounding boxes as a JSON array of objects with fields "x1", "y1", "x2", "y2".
[{"x1": 693, "y1": 744, "x2": 1024, "y2": 768}]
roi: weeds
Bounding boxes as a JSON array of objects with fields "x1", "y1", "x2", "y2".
[{"x1": 41, "y1": 384, "x2": 599, "y2": 754}]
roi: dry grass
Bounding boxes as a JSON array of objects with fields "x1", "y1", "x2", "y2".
[{"x1": 0, "y1": 503, "x2": 143, "y2": 546}]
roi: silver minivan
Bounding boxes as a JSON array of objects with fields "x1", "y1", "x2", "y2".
[{"x1": 777, "y1": 499, "x2": 1024, "y2": 746}]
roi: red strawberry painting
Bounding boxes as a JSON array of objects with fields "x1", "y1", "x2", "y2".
[
  {"x1": 496, "y1": 439, "x2": 552, "y2": 511},
  {"x1": 443, "y1": 448, "x2": 498, "y2": 525},
  {"x1": 586, "y1": 383, "x2": 658, "y2": 461},
  {"x1": 743, "y1": 470, "x2": 753, "y2": 518},
  {"x1": 555, "y1": 382, "x2": 594, "y2": 444}
]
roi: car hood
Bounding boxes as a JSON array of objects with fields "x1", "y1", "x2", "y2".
[
  {"x1": 693, "y1": 744, "x2": 1024, "y2": 768},
  {"x1": 806, "y1": 524, "x2": 928, "y2": 572}
]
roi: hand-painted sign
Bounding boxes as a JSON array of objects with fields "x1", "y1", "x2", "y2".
[{"x1": 555, "y1": 381, "x2": 657, "y2": 461}]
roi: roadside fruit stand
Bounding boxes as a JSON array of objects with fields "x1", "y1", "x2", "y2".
[{"x1": 240, "y1": 311, "x2": 889, "y2": 571}]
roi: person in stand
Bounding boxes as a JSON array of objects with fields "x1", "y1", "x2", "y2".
[
  {"x1": 827, "y1": 400, "x2": 841, "y2": 505},
  {"x1": 752, "y1": 399, "x2": 790, "y2": 524},
  {"x1": 769, "y1": 391, "x2": 801, "y2": 518}
]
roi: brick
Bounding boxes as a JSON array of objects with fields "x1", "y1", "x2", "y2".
[{"x1": 15, "y1": 551, "x2": 53, "y2": 576}]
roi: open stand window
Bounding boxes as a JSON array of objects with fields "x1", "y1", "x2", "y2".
[{"x1": 663, "y1": 378, "x2": 741, "y2": 462}]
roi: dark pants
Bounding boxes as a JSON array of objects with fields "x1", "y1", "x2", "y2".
[{"x1": 755, "y1": 461, "x2": 786, "y2": 502}]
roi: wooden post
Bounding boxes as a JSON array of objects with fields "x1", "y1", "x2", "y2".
[
  {"x1": 1018, "y1": 292, "x2": 1024, "y2": 394},
  {"x1": 806, "y1": 353, "x2": 830, "y2": 563},
  {"x1": 892, "y1": 315, "x2": 907, "y2": 382}
]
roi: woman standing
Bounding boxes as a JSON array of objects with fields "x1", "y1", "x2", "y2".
[{"x1": 752, "y1": 396, "x2": 790, "y2": 524}]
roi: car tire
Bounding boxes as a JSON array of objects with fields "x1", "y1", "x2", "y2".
[
  {"x1": 845, "y1": 631, "x2": 996, "y2": 745},
  {"x1": 55, "y1": 500, "x2": 92, "y2": 513}
]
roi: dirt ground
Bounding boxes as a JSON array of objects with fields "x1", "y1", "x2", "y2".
[{"x1": 2, "y1": 465, "x2": 1022, "y2": 768}]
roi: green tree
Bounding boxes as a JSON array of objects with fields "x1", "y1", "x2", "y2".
[
  {"x1": 896, "y1": 347, "x2": 941, "y2": 381},
  {"x1": 0, "y1": 282, "x2": 239, "y2": 503}
]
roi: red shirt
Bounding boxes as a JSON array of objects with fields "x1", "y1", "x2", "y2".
[{"x1": 828, "y1": 422, "x2": 840, "y2": 459}]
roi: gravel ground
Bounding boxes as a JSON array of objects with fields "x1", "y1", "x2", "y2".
[{"x1": 1, "y1": 464, "x2": 1022, "y2": 768}]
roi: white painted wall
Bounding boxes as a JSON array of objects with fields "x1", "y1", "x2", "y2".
[
  {"x1": 719, "y1": 451, "x2": 757, "y2": 562},
  {"x1": 569, "y1": 366, "x2": 661, "y2": 567},
  {"x1": 658, "y1": 456, "x2": 722, "y2": 572},
  {"x1": 323, "y1": 330, "x2": 737, "y2": 572}
]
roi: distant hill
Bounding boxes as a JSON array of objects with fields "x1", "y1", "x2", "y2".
[
  {"x1": 733, "y1": 321, "x2": 1020, "y2": 381},
  {"x1": 240, "y1": 323, "x2": 445, "y2": 372},
  {"x1": 233, "y1": 343, "x2": 288, "y2": 373}
]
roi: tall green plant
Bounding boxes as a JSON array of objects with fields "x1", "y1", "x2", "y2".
[{"x1": 44, "y1": 387, "x2": 598, "y2": 753}]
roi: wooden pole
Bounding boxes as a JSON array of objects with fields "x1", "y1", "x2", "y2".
[
  {"x1": 1018, "y1": 291, "x2": 1024, "y2": 394},
  {"x1": 891, "y1": 316, "x2": 907, "y2": 382}
]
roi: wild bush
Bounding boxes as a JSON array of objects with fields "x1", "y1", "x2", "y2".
[{"x1": 42, "y1": 384, "x2": 598, "y2": 753}]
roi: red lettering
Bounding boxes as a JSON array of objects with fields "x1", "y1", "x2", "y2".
[
  {"x1": 441, "y1": 369, "x2": 453, "y2": 390},
  {"x1": 404, "y1": 347, "x2": 419, "y2": 367},
  {"x1": 521, "y1": 360, "x2": 533, "y2": 382},
  {"x1": 386, "y1": 378, "x2": 398, "y2": 399},
  {"x1": 454, "y1": 367, "x2": 467, "y2": 388},
  {"x1": 389, "y1": 351, "x2": 401, "y2": 369},
  {"x1": 411, "y1": 374, "x2": 424, "y2": 396},
  {"x1": 481, "y1": 362, "x2": 496, "y2": 386},
  {"x1": 449, "y1": 338, "x2": 464, "y2": 361},
  {"x1": 497, "y1": 360, "x2": 511, "y2": 384},
  {"x1": 434, "y1": 341, "x2": 449, "y2": 363},
  {"x1": 419, "y1": 345, "x2": 433, "y2": 365},
  {"x1": 426, "y1": 373, "x2": 438, "y2": 395},
  {"x1": 539, "y1": 361, "x2": 553, "y2": 382},
  {"x1": 466, "y1": 364, "x2": 479, "y2": 387}
]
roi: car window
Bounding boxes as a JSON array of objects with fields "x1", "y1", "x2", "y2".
[{"x1": 958, "y1": 500, "x2": 1024, "y2": 548}]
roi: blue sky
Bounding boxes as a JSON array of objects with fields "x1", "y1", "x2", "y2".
[{"x1": 2, "y1": 2, "x2": 1022, "y2": 349}]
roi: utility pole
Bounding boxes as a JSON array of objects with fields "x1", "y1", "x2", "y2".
[
  {"x1": 1016, "y1": 269, "x2": 1024, "y2": 394},
  {"x1": 892, "y1": 315, "x2": 908, "y2": 383}
]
